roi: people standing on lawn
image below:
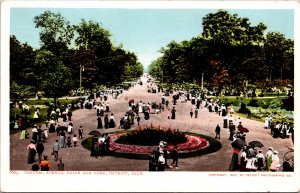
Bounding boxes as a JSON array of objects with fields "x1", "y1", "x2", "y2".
[
  {"x1": 33, "y1": 108, "x2": 40, "y2": 123},
  {"x1": 264, "y1": 115, "x2": 272, "y2": 129}
]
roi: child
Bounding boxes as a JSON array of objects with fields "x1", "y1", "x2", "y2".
[
  {"x1": 57, "y1": 158, "x2": 64, "y2": 171},
  {"x1": 72, "y1": 134, "x2": 78, "y2": 147},
  {"x1": 78, "y1": 126, "x2": 83, "y2": 139},
  {"x1": 66, "y1": 136, "x2": 72, "y2": 147}
]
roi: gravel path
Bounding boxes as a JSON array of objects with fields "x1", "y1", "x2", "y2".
[{"x1": 10, "y1": 75, "x2": 294, "y2": 171}]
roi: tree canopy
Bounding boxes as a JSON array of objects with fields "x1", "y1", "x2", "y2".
[
  {"x1": 149, "y1": 10, "x2": 294, "y2": 94},
  {"x1": 10, "y1": 10, "x2": 144, "y2": 100}
]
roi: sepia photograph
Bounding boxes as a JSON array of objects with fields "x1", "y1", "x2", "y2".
[{"x1": 1, "y1": 0, "x2": 299, "y2": 192}]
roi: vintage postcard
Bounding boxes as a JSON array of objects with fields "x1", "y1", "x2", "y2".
[{"x1": 1, "y1": 0, "x2": 299, "y2": 192}]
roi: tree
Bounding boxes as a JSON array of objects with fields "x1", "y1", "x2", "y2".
[
  {"x1": 202, "y1": 10, "x2": 267, "y2": 95},
  {"x1": 75, "y1": 19, "x2": 113, "y2": 58},
  {"x1": 35, "y1": 50, "x2": 74, "y2": 106},
  {"x1": 264, "y1": 32, "x2": 294, "y2": 82},
  {"x1": 10, "y1": 35, "x2": 36, "y2": 87},
  {"x1": 123, "y1": 52, "x2": 143, "y2": 81},
  {"x1": 34, "y1": 11, "x2": 75, "y2": 58}
]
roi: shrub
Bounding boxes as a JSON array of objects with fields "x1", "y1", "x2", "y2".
[
  {"x1": 248, "y1": 99, "x2": 259, "y2": 107},
  {"x1": 238, "y1": 102, "x2": 250, "y2": 114},
  {"x1": 282, "y1": 96, "x2": 294, "y2": 111},
  {"x1": 269, "y1": 99, "x2": 283, "y2": 109}
]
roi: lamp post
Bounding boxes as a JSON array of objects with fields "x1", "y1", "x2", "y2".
[{"x1": 80, "y1": 64, "x2": 84, "y2": 96}]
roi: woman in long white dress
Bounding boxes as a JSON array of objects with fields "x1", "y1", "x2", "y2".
[
  {"x1": 270, "y1": 150, "x2": 280, "y2": 171},
  {"x1": 264, "y1": 115, "x2": 270, "y2": 128}
]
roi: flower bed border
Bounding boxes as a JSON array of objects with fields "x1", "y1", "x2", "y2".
[{"x1": 82, "y1": 131, "x2": 222, "y2": 160}]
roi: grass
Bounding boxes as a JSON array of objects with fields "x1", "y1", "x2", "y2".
[
  {"x1": 81, "y1": 131, "x2": 222, "y2": 160},
  {"x1": 10, "y1": 98, "x2": 82, "y2": 132},
  {"x1": 24, "y1": 98, "x2": 81, "y2": 106}
]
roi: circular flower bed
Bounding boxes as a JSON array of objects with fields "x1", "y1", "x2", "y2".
[
  {"x1": 82, "y1": 125, "x2": 222, "y2": 159},
  {"x1": 110, "y1": 133, "x2": 209, "y2": 154}
]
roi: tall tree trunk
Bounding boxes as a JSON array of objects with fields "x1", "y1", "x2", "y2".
[
  {"x1": 244, "y1": 80, "x2": 248, "y2": 98},
  {"x1": 54, "y1": 97, "x2": 57, "y2": 109}
]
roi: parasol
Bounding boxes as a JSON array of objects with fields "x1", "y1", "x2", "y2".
[
  {"x1": 231, "y1": 139, "x2": 247, "y2": 150},
  {"x1": 238, "y1": 127, "x2": 249, "y2": 133},
  {"x1": 249, "y1": 141, "x2": 264, "y2": 148},
  {"x1": 56, "y1": 126, "x2": 67, "y2": 132}
]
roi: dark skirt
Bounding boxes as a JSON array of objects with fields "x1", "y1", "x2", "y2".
[
  {"x1": 49, "y1": 124, "x2": 55, "y2": 133},
  {"x1": 239, "y1": 157, "x2": 247, "y2": 171},
  {"x1": 171, "y1": 112, "x2": 176, "y2": 119},
  {"x1": 104, "y1": 119, "x2": 109, "y2": 129},
  {"x1": 229, "y1": 153, "x2": 239, "y2": 171},
  {"x1": 97, "y1": 118, "x2": 103, "y2": 129},
  {"x1": 144, "y1": 112, "x2": 150, "y2": 120},
  {"x1": 222, "y1": 109, "x2": 227, "y2": 116},
  {"x1": 223, "y1": 119, "x2": 228, "y2": 128},
  {"x1": 27, "y1": 148, "x2": 36, "y2": 164},
  {"x1": 109, "y1": 119, "x2": 115, "y2": 128}
]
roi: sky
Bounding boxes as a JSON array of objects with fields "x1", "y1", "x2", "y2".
[{"x1": 10, "y1": 8, "x2": 294, "y2": 69}]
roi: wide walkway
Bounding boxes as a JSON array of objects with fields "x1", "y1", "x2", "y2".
[{"x1": 10, "y1": 75, "x2": 294, "y2": 171}]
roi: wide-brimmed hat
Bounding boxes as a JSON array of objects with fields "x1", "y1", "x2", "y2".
[{"x1": 269, "y1": 146, "x2": 273, "y2": 150}]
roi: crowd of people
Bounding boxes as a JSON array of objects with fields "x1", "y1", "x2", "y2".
[
  {"x1": 14, "y1": 74, "x2": 293, "y2": 172},
  {"x1": 230, "y1": 145, "x2": 282, "y2": 172},
  {"x1": 264, "y1": 115, "x2": 294, "y2": 143},
  {"x1": 148, "y1": 141, "x2": 179, "y2": 171},
  {"x1": 90, "y1": 134, "x2": 111, "y2": 158}
]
